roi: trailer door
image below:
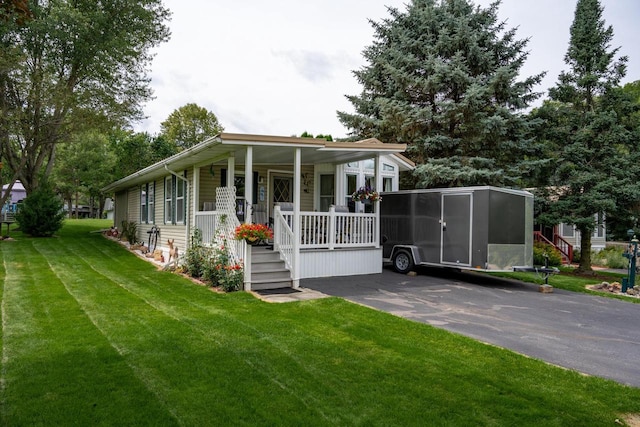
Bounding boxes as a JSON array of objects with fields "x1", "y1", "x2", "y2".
[{"x1": 441, "y1": 192, "x2": 472, "y2": 266}]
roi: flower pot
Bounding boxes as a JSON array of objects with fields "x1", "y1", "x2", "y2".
[{"x1": 246, "y1": 237, "x2": 260, "y2": 245}]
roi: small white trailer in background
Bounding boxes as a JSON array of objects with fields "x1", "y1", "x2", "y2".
[{"x1": 381, "y1": 186, "x2": 534, "y2": 273}]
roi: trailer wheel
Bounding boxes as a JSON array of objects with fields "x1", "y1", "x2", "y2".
[{"x1": 393, "y1": 250, "x2": 414, "y2": 274}]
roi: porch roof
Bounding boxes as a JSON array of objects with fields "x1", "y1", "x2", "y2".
[{"x1": 103, "y1": 133, "x2": 412, "y2": 193}]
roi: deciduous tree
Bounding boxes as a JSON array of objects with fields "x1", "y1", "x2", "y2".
[
  {"x1": 160, "y1": 103, "x2": 224, "y2": 150},
  {"x1": 0, "y1": 0, "x2": 170, "y2": 207}
]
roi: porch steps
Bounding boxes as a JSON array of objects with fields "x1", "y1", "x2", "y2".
[{"x1": 250, "y1": 246, "x2": 292, "y2": 290}]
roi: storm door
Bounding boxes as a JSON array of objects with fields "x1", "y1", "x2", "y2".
[
  {"x1": 270, "y1": 175, "x2": 294, "y2": 215},
  {"x1": 440, "y1": 193, "x2": 472, "y2": 266}
]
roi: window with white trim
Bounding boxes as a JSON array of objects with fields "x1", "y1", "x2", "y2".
[
  {"x1": 148, "y1": 182, "x2": 155, "y2": 223},
  {"x1": 319, "y1": 174, "x2": 334, "y2": 212},
  {"x1": 141, "y1": 185, "x2": 147, "y2": 223},
  {"x1": 345, "y1": 174, "x2": 357, "y2": 206},
  {"x1": 165, "y1": 176, "x2": 173, "y2": 224},
  {"x1": 176, "y1": 177, "x2": 185, "y2": 224},
  {"x1": 560, "y1": 223, "x2": 574, "y2": 238}
]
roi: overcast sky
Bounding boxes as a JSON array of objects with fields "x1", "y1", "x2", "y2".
[{"x1": 134, "y1": 0, "x2": 640, "y2": 139}]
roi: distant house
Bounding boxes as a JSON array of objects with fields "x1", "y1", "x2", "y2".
[
  {"x1": 103, "y1": 133, "x2": 414, "y2": 290},
  {"x1": 534, "y1": 214, "x2": 606, "y2": 263},
  {"x1": 2, "y1": 180, "x2": 26, "y2": 212}
]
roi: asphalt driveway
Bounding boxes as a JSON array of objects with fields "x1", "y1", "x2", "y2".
[{"x1": 302, "y1": 267, "x2": 640, "y2": 388}]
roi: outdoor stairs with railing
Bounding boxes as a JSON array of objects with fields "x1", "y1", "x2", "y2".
[
  {"x1": 534, "y1": 231, "x2": 573, "y2": 265},
  {"x1": 250, "y1": 246, "x2": 293, "y2": 290}
]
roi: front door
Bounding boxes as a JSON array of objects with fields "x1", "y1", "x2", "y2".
[
  {"x1": 441, "y1": 193, "x2": 472, "y2": 266},
  {"x1": 271, "y1": 175, "x2": 293, "y2": 214}
]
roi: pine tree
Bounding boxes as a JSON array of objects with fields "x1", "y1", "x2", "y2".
[
  {"x1": 540, "y1": 0, "x2": 634, "y2": 272},
  {"x1": 338, "y1": 0, "x2": 545, "y2": 188}
]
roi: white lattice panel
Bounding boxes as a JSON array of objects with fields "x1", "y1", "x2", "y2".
[{"x1": 216, "y1": 187, "x2": 237, "y2": 215}]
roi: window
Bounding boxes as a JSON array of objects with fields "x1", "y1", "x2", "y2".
[
  {"x1": 164, "y1": 177, "x2": 173, "y2": 224},
  {"x1": 148, "y1": 183, "x2": 155, "y2": 223},
  {"x1": 345, "y1": 174, "x2": 357, "y2": 206},
  {"x1": 383, "y1": 163, "x2": 395, "y2": 172},
  {"x1": 560, "y1": 223, "x2": 574, "y2": 238},
  {"x1": 383, "y1": 177, "x2": 393, "y2": 192},
  {"x1": 319, "y1": 174, "x2": 334, "y2": 212},
  {"x1": 593, "y1": 213, "x2": 605, "y2": 238},
  {"x1": 165, "y1": 175, "x2": 186, "y2": 224},
  {"x1": 141, "y1": 182, "x2": 155, "y2": 224},
  {"x1": 176, "y1": 177, "x2": 185, "y2": 224},
  {"x1": 141, "y1": 185, "x2": 147, "y2": 223}
]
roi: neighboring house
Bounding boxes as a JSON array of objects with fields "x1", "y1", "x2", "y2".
[
  {"x1": 2, "y1": 180, "x2": 26, "y2": 207},
  {"x1": 103, "y1": 133, "x2": 413, "y2": 290},
  {"x1": 534, "y1": 214, "x2": 606, "y2": 263}
]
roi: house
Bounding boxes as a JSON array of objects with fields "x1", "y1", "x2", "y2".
[
  {"x1": 534, "y1": 215, "x2": 606, "y2": 263},
  {"x1": 102, "y1": 133, "x2": 414, "y2": 290}
]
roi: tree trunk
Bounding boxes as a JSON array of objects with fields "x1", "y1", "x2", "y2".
[
  {"x1": 577, "y1": 225, "x2": 593, "y2": 273},
  {"x1": 74, "y1": 190, "x2": 79, "y2": 219}
]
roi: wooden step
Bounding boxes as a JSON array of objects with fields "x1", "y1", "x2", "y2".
[{"x1": 250, "y1": 246, "x2": 292, "y2": 290}]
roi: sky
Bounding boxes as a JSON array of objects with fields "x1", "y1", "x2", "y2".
[{"x1": 133, "y1": 0, "x2": 640, "y2": 140}]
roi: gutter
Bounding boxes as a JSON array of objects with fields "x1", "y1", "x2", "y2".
[{"x1": 165, "y1": 165, "x2": 190, "y2": 252}]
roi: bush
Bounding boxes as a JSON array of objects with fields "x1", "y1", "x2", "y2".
[
  {"x1": 183, "y1": 229, "x2": 211, "y2": 278},
  {"x1": 202, "y1": 239, "x2": 243, "y2": 292},
  {"x1": 120, "y1": 220, "x2": 138, "y2": 245},
  {"x1": 592, "y1": 246, "x2": 627, "y2": 269},
  {"x1": 15, "y1": 180, "x2": 66, "y2": 237},
  {"x1": 533, "y1": 242, "x2": 563, "y2": 266}
]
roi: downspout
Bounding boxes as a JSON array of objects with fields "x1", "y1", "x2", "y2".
[{"x1": 165, "y1": 165, "x2": 190, "y2": 252}]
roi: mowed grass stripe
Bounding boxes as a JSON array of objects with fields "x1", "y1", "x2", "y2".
[
  {"x1": 3, "y1": 220, "x2": 640, "y2": 425},
  {"x1": 33, "y1": 234, "x2": 338, "y2": 425},
  {"x1": 0, "y1": 240, "x2": 177, "y2": 426},
  {"x1": 42, "y1": 231, "x2": 635, "y2": 425}
]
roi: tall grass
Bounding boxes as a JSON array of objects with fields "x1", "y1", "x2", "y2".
[{"x1": 2, "y1": 219, "x2": 640, "y2": 425}]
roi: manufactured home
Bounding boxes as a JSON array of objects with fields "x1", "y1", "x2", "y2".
[
  {"x1": 380, "y1": 187, "x2": 534, "y2": 273},
  {"x1": 103, "y1": 133, "x2": 414, "y2": 290}
]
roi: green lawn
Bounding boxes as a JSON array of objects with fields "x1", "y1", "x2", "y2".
[
  {"x1": 490, "y1": 267, "x2": 640, "y2": 303},
  {"x1": 2, "y1": 220, "x2": 640, "y2": 425}
]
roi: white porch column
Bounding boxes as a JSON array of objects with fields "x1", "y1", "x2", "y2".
[
  {"x1": 191, "y1": 166, "x2": 200, "y2": 247},
  {"x1": 374, "y1": 154, "x2": 382, "y2": 248},
  {"x1": 227, "y1": 153, "x2": 235, "y2": 188},
  {"x1": 292, "y1": 148, "x2": 301, "y2": 288},
  {"x1": 244, "y1": 146, "x2": 253, "y2": 224}
]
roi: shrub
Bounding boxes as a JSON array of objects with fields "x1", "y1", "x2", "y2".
[
  {"x1": 533, "y1": 242, "x2": 562, "y2": 266},
  {"x1": 120, "y1": 220, "x2": 138, "y2": 245},
  {"x1": 592, "y1": 246, "x2": 627, "y2": 269},
  {"x1": 15, "y1": 180, "x2": 66, "y2": 237},
  {"x1": 202, "y1": 237, "x2": 243, "y2": 292},
  {"x1": 183, "y1": 229, "x2": 211, "y2": 278}
]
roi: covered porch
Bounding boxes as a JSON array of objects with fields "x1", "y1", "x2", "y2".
[{"x1": 187, "y1": 134, "x2": 408, "y2": 290}]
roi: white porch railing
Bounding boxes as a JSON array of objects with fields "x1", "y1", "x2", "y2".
[
  {"x1": 194, "y1": 211, "x2": 218, "y2": 244},
  {"x1": 273, "y1": 206, "x2": 295, "y2": 271},
  {"x1": 282, "y1": 206, "x2": 377, "y2": 249},
  {"x1": 196, "y1": 207, "x2": 378, "y2": 252}
]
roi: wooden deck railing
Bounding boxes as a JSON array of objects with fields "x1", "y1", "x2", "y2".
[{"x1": 534, "y1": 231, "x2": 573, "y2": 264}]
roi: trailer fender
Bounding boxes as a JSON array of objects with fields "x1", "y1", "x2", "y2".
[{"x1": 389, "y1": 246, "x2": 421, "y2": 274}]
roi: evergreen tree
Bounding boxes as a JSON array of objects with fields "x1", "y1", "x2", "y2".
[
  {"x1": 539, "y1": 0, "x2": 634, "y2": 272},
  {"x1": 15, "y1": 180, "x2": 66, "y2": 237},
  {"x1": 338, "y1": 0, "x2": 545, "y2": 188}
]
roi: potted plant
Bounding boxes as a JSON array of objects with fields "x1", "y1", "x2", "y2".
[
  {"x1": 234, "y1": 223, "x2": 274, "y2": 244},
  {"x1": 351, "y1": 185, "x2": 382, "y2": 203}
]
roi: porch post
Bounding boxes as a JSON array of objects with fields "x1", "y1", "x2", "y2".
[
  {"x1": 227, "y1": 153, "x2": 235, "y2": 188},
  {"x1": 190, "y1": 166, "x2": 200, "y2": 248},
  {"x1": 244, "y1": 146, "x2": 253, "y2": 224},
  {"x1": 293, "y1": 148, "x2": 301, "y2": 288},
  {"x1": 374, "y1": 154, "x2": 382, "y2": 249}
]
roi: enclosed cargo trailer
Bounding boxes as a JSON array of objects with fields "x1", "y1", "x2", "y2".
[{"x1": 380, "y1": 186, "x2": 534, "y2": 273}]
